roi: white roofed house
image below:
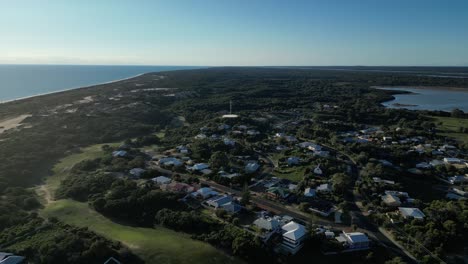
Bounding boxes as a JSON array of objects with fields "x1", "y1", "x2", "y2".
[
  {"x1": 443, "y1": 157, "x2": 462, "y2": 164},
  {"x1": 317, "y1": 183, "x2": 332, "y2": 193},
  {"x1": 336, "y1": 232, "x2": 370, "y2": 251},
  {"x1": 190, "y1": 163, "x2": 210, "y2": 171},
  {"x1": 280, "y1": 221, "x2": 307, "y2": 254}
]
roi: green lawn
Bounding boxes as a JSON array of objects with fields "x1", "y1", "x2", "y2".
[
  {"x1": 41, "y1": 200, "x2": 241, "y2": 264},
  {"x1": 272, "y1": 166, "x2": 307, "y2": 182},
  {"x1": 35, "y1": 142, "x2": 242, "y2": 264},
  {"x1": 430, "y1": 116, "x2": 468, "y2": 144}
]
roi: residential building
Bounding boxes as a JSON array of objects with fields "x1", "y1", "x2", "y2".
[
  {"x1": 398, "y1": 207, "x2": 425, "y2": 220},
  {"x1": 287, "y1": 156, "x2": 300, "y2": 166},
  {"x1": 253, "y1": 217, "x2": 280, "y2": 231},
  {"x1": 0, "y1": 252, "x2": 25, "y2": 264},
  {"x1": 152, "y1": 176, "x2": 171, "y2": 185},
  {"x1": 336, "y1": 232, "x2": 370, "y2": 251},
  {"x1": 112, "y1": 150, "x2": 128, "y2": 158},
  {"x1": 317, "y1": 183, "x2": 332, "y2": 193},
  {"x1": 194, "y1": 187, "x2": 218, "y2": 199},
  {"x1": 245, "y1": 162, "x2": 260, "y2": 173},
  {"x1": 381, "y1": 194, "x2": 401, "y2": 207},
  {"x1": 304, "y1": 187, "x2": 316, "y2": 197},
  {"x1": 190, "y1": 163, "x2": 210, "y2": 171},
  {"x1": 448, "y1": 175, "x2": 468, "y2": 184},
  {"x1": 313, "y1": 165, "x2": 323, "y2": 175},
  {"x1": 158, "y1": 157, "x2": 183, "y2": 167},
  {"x1": 444, "y1": 158, "x2": 462, "y2": 164},
  {"x1": 281, "y1": 221, "x2": 307, "y2": 254}
]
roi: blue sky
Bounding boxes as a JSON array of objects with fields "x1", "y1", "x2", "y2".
[{"x1": 0, "y1": 0, "x2": 467, "y2": 66}]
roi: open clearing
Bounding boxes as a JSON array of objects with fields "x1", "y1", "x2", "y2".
[
  {"x1": 36, "y1": 143, "x2": 242, "y2": 264},
  {"x1": 0, "y1": 114, "x2": 31, "y2": 134},
  {"x1": 430, "y1": 116, "x2": 468, "y2": 144},
  {"x1": 41, "y1": 200, "x2": 241, "y2": 264}
]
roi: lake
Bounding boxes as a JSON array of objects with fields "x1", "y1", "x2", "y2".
[
  {"x1": 380, "y1": 87, "x2": 468, "y2": 112},
  {"x1": 0, "y1": 65, "x2": 202, "y2": 102}
]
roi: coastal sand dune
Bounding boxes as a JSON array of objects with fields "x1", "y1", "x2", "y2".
[{"x1": 0, "y1": 114, "x2": 32, "y2": 134}]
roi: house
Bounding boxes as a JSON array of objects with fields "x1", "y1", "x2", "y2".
[
  {"x1": 129, "y1": 168, "x2": 146, "y2": 178},
  {"x1": 245, "y1": 162, "x2": 260, "y2": 173},
  {"x1": 276, "y1": 145, "x2": 289, "y2": 151},
  {"x1": 451, "y1": 188, "x2": 468, "y2": 197},
  {"x1": 398, "y1": 207, "x2": 425, "y2": 220},
  {"x1": 280, "y1": 221, "x2": 307, "y2": 254},
  {"x1": 384, "y1": 190, "x2": 409, "y2": 198},
  {"x1": 381, "y1": 194, "x2": 401, "y2": 207},
  {"x1": 430, "y1": 160, "x2": 445, "y2": 167},
  {"x1": 206, "y1": 195, "x2": 234, "y2": 208},
  {"x1": 253, "y1": 217, "x2": 280, "y2": 231},
  {"x1": 194, "y1": 133, "x2": 207, "y2": 139},
  {"x1": 218, "y1": 124, "x2": 231, "y2": 130},
  {"x1": 313, "y1": 165, "x2": 323, "y2": 175},
  {"x1": 267, "y1": 187, "x2": 290, "y2": 200},
  {"x1": 112, "y1": 150, "x2": 128, "y2": 158},
  {"x1": 415, "y1": 162, "x2": 431, "y2": 169},
  {"x1": 190, "y1": 163, "x2": 210, "y2": 171},
  {"x1": 104, "y1": 257, "x2": 121, "y2": 264},
  {"x1": 176, "y1": 145, "x2": 190, "y2": 154},
  {"x1": 317, "y1": 183, "x2": 332, "y2": 193},
  {"x1": 287, "y1": 156, "x2": 300, "y2": 166},
  {"x1": 219, "y1": 171, "x2": 241, "y2": 179},
  {"x1": 223, "y1": 138, "x2": 236, "y2": 146},
  {"x1": 0, "y1": 252, "x2": 25, "y2": 264},
  {"x1": 193, "y1": 187, "x2": 218, "y2": 199},
  {"x1": 288, "y1": 184, "x2": 298, "y2": 191},
  {"x1": 152, "y1": 176, "x2": 171, "y2": 185},
  {"x1": 206, "y1": 195, "x2": 241, "y2": 213},
  {"x1": 221, "y1": 202, "x2": 242, "y2": 214},
  {"x1": 336, "y1": 232, "x2": 370, "y2": 251},
  {"x1": 444, "y1": 158, "x2": 462, "y2": 164},
  {"x1": 448, "y1": 175, "x2": 468, "y2": 184},
  {"x1": 298, "y1": 142, "x2": 313, "y2": 148},
  {"x1": 246, "y1": 129, "x2": 260, "y2": 136},
  {"x1": 158, "y1": 157, "x2": 183, "y2": 167},
  {"x1": 304, "y1": 188, "x2": 316, "y2": 197}
]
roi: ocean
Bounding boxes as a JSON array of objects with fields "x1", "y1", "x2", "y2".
[{"x1": 0, "y1": 65, "x2": 202, "y2": 102}]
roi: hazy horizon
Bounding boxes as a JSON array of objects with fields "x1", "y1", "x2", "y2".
[{"x1": 1, "y1": 0, "x2": 468, "y2": 66}]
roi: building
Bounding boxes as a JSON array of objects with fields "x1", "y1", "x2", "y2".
[
  {"x1": 444, "y1": 158, "x2": 462, "y2": 164},
  {"x1": 313, "y1": 165, "x2": 323, "y2": 175},
  {"x1": 190, "y1": 163, "x2": 210, "y2": 171},
  {"x1": 158, "y1": 157, "x2": 183, "y2": 167},
  {"x1": 287, "y1": 156, "x2": 300, "y2": 166},
  {"x1": 152, "y1": 176, "x2": 171, "y2": 185},
  {"x1": 381, "y1": 194, "x2": 401, "y2": 207},
  {"x1": 304, "y1": 187, "x2": 316, "y2": 197},
  {"x1": 448, "y1": 175, "x2": 468, "y2": 184},
  {"x1": 129, "y1": 168, "x2": 146, "y2": 178},
  {"x1": 336, "y1": 232, "x2": 370, "y2": 251},
  {"x1": 317, "y1": 183, "x2": 332, "y2": 193},
  {"x1": 280, "y1": 221, "x2": 307, "y2": 254},
  {"x1": 112, "y1": 150, "x2": 128, "y2": 158},
  {"x1": 253, "y1": 217, "x2": 280, "y2": 231},
  {"x1": 193, "y1": 187, "x2": 218, "y2": 199},
  {"x1": 398, "y1": 207, "x2": 425, "y2": 220},
  {"x1": 0, "y1": 252, "x2": 25, "y2": 264},
  {"x1": 245, "y1": 162, "x2": 260, "y2": 173},
  {"x1": 206, "y1": 195, "x2": 241, "y2": 213},
  {"x1": 161, "y1": 182, "x2": 195, "y2": 193}
]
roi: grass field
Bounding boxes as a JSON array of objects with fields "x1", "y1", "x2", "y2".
[
  {"x1": 272, "y1": 166, "x2": 307, "y2": 182},
  {"x1": 41, "y1": 200, "x2": 241, "y2": 264},
  {"x1": 36, "y1": 143, "x2": 242, "y2": 264},
  {"x1": 430, "y1": 116, "x2": 468, "y2": 144}
]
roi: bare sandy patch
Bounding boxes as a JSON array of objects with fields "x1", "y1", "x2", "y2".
[{"x1": 0, "y1": 114, "x2": 32, "y2": 134}]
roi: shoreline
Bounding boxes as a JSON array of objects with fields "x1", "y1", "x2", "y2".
[
  {"x1": 372, "y1": 85, "x2": 468, "y2": 93},
  {"x1": 0, "y1": 73, "x2": 146, "y2": 105}
]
